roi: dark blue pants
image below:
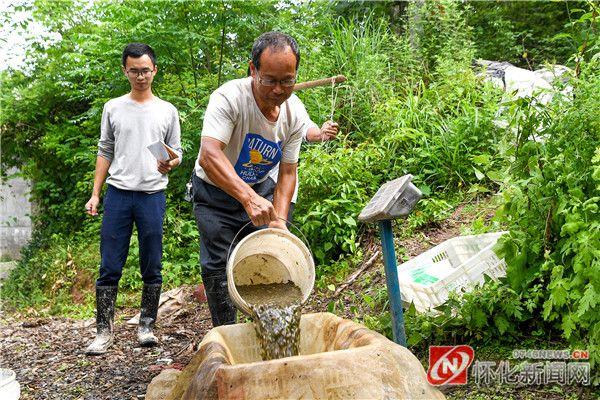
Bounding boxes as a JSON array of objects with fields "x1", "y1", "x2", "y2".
[{"x1": 97, "y1": 185, "x2": 166, "y2": 286}]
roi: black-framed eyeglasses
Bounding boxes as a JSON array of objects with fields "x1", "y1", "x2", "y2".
[
  {"x1": 126, "y1": 68, "x2": 153, "y2": 78},
  {"x1": 257, "y1": 72, "x2": 296, "y2": 88}
]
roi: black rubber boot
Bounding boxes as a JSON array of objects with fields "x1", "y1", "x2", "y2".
[
  {"x1": 202, "y1": 270, "x2": 237, "y2": 327},
  {"x1": 85, "y1": 285, "x2": 118, "y2": 355},
  {"x1": 138, "y1": 283, "x2": 161, "y2": 347}
]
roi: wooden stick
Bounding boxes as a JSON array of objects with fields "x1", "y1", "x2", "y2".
[
  {"x1": 333, "y1": 250, "x2": 381, "y2": 297},
  {"x1": 293, "y1": 75, "x2": 347, "y2": 91}
]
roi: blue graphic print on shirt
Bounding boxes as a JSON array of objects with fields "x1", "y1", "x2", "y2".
[{"x1": 233, "y1": 133, "x2": 282, "y2": 184}]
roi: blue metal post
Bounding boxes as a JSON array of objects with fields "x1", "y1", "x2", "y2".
[{"x1": 378, "y1": 220, "x2": 407, "y2": 346}]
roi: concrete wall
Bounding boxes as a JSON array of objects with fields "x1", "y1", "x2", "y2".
[{"x1": 0, "y1": 169, "x2": 32, "y2": 260}]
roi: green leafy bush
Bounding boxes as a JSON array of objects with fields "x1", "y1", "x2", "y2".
[
  {"x1": 495, "y1": 63, "x2": 600, "y2": 371},
  {"x1": 466, "y1": 0, "x2": 581, "y2": 67},
  {"x1": 362, "y1": 61, "x2": 600, "y2": 378}
]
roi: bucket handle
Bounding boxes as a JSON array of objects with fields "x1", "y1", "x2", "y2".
[{"x1": 226, "y1": 217, "x2": 313, "y2": 266}]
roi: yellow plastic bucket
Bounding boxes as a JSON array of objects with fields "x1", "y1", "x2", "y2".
[{"x1": 226, "y1": 228, "x2": 315, "y2": 317}]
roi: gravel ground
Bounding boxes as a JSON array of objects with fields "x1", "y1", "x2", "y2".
[{"x1": 0, "y1": 288, "x2": 212, "y2": 400}]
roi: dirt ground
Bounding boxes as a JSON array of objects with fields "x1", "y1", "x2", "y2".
[{"x1": 0, "y1": 291, "x2": 211, "y2": 400}]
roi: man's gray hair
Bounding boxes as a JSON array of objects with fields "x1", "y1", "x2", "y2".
[{"x1": 251, "y1": 31, "x2": 300, "y2": 71}]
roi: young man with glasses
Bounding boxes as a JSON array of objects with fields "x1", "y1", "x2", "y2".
[
  {"x1": 192, "y1": 31, "x2": 337, "y2": 327},
  {"x1": 84, "y1": 42, "x2": 183, "y2": 354}
]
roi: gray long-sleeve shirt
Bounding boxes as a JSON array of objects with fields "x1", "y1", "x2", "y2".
[{"x1": 98, "y1": 95, "x2": 183, "y2": 193}]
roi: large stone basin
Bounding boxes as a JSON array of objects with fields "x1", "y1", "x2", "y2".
[{"x1": 149, "y1": 312, "x2": 445, "y2": 400}]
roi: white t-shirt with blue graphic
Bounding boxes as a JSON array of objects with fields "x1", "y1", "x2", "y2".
[{"x1": 195, "y1": 77, "x2": 316, "y2": 199}]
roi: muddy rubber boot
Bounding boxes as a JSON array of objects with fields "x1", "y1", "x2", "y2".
[
  {"x1": 138, "y1": 283, "x2": 161, "y2": 347},
  {"x1": 202, "y1": 270, "x2": 237, "y2": 327},
  {"x1": 85, "y1": 285, "x2": 118, "y2": 355}
]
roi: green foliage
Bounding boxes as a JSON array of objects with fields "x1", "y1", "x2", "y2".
[
  {"x1": 295, "y1": 10, "x2": 504, "y2": 270},
  {"x1": 407, "y1": 0, "x2": 474, "y2": 80},
  {"x1": 402, "y1": 278, "x2": 549, "y2": 352},
  {"x1": 296, "y1": 13, "x2": 407, "y2": 141},
  {"x1": 363, "y1": 59, "x2": 600, "y2": 380},
  {"x1": 494, "y1": 63, "x2": 600, "y2": 371},
  {"x1": 373, "y1": 72, "x2": 503, "y2": 192},
  {"x1": 297, "y1": 142, "x2": 385, "y2": 265},
  {"x1": 358, "y1": 7, "x2": 600, "y2": 380},
  {"x1": 406, "y1": 197, "x2": 455, "y2": 231},
  {"x1": 467, "y1": 1, "x2": 588, "y2": 68},
  {"x1": 363, "y1": 62, "x2": 600, "y2": 379},
  {"x1": 1, "y1": 229, "x2": 99, "y2": 315}
]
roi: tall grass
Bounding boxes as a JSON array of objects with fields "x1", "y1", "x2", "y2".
[{"x1": 294, "y1": 11, "x2": 504, "y2": 272}]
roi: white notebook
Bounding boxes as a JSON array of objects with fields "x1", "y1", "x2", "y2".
[{"x1": 147, "y1": 141, "x2": 177, "y2": 161}]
